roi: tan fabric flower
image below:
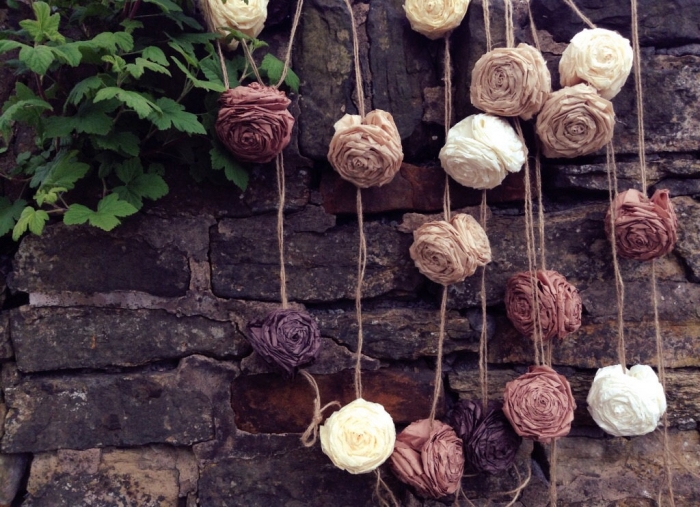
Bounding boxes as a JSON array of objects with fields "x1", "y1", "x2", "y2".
[
  {"x1": 409, "y1": 213, "x2": 491, "y2": 285},
  {"x1": 470, "y1": 43, "x2": 552, "y2": 120},
  {"x1": 200, "y1": 0, "x2": 268, "y2": 50},
  {"x1": 503, "y1": 365, "x2": 576, "y2": 443},
  {"x1": 439, "y1": 114, "x2": 527, "y2": 190},
  {"x1": 505, "y1": 270, "x2": 582, "y2": 341},
  {"x1": 403, "y1": 0, "x2": 470, "y2": 40},
  {"x1": 215, "y1": 83, "x2": 295, "y2": 163},
  {"x1": 559, "y1": 28, "x2": 633, "y2": 100},
  {"x1": 605, "y1": 189, "x2": 678, "y2": 261},
  {"x1": 535, "y1": 83, "x2": 615, "y2": 158},
  {"x1": 327, "y1": 110, "x2": 403, "y2": 189}
]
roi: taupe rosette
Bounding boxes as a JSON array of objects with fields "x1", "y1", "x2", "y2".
[
  {"x1": 327, "y1": 110, "x2": 403, "y2": 188},
  {"x1": 505, "y1": 270, "x2": 582, "y2": 341},
  {"x1": 200, "y1": 0, "x2": 268, "y2": 50},
  {"x1": 390, "y1": 419, "x2": 464, "y2": 499},
  {"x1": 403, "y1": 0, "x2": 470, "y2": 40},
  {"x1": 470, "y1": 43, "x2": 551, "y2": 120},
  {"x1": 216, "y1": 83, "x2": 295, "y2": 163},
  {"x1": 502, "y1": 365, "x2": 576, "y2": 443},
  {"x1": 605, "y1": 189, "x2": 678, "y2": 261},
  {"x1": 409, "y1": 213, "x2": 491, "y2": 285},
  {"x1": 535, "y1": 83, "x2": 615, "y2": 158}
]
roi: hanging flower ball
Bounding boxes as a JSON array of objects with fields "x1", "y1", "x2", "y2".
[
  {"x1": 439, "y1": 114, "x2": 527, "y2": 190},
  {"x1": 605, "y1": 188, "x2": 678, "y2": 261},
  {"x1": 403, "y1": 0, "x2": 470, "y2": 40},
  {"x1": 327, "y1": 110, "x2": 404, "y2": 188},
  {"x1": 587, "y1": 364, "x2": 666, "y2": 437},
  {"x1": 409, "y1": 213, "x2": 491, "y2": 286},
  {"x1": 320, "y1": 398, "x2": 396, "y2": 474},
  {"x1": 447, "y1": 400, "x2": 522, "y2": 475},
  {"x1": 535, "y1": 83, "x2": 615, "y2": 159},
  {"x1": 559, "y1": 28, "x2": 633, "y2": 100},
  {"x1": 200, "y1": 0, "x2": 269, "y2": 50},
  {"x1": 390, "y1": 419, "x2": 464, "y2": 498},
  {"x1": 216, "y1": 83, "x2": 295, "y2": 164},
  {"x1": 246, "y1": 308, "x2": 321, "y2": 377},
  {"x1": 503, "y1": 365, "x2": 576, "y2": 443},
  {"x1": 470, "y1": 43, "x2": 552, "y2": 120}
]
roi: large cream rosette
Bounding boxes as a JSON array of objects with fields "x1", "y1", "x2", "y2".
[
  {"x1": 320, "y1": 398, "x2": 396, "y2": 474},
  {"x1": 587, "y1": 364, "x2": 666, "y2": 437},
  {"x1": 471, "y1": 43, "x2": 551, "y2": 120},
  {"x1": 439, "y1": 114, "x2": 527, "y2": 190},
  {"x1": 404, "y1": 0, "x2": 470, "y2": 40},
  {"x1": 200, "y1": 0, "x2": 268, "y2": 50},
  {"x1": 559, "y1": 28, "x2": 633, "y2": 100}
]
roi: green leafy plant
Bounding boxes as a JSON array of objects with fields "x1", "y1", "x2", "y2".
[{"x1": 0, "y1": 0, "x2": 299, "y2": 239}]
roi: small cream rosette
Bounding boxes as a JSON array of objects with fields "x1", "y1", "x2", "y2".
[
  {"x1": 404, "y1": 0, "x2": 470, "y2": 40},
  {"x1": 439, "y1": 114, "x2": 527, "y2": 190},
  {"x1": 200, "y1": 0, "x2": 269, "y2": 50},
  {"x1": 559, "y1": 28, "x2": 633, "y2": 100},
  {"x1": 320, "y1": 398, "x2": 396, "y2": 474},
  {"x1": 587, "y1": 364, "x2": 667, "y2": 437}
]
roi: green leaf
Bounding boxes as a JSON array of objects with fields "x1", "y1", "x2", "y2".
[
  {"x1": 19, "y1": 2, "x2": 63, "y2": 44},
  {"x1": 44, "y1": 100, "x2": 114, "y2": 138},
  {"x1": 64, "y1": 194, "x2": 138, "y2": 231},
  {"x1": 90, "y1": 32, "x2": 134, "y2": 53},
  {"x1": 36, "y1": 150, "x2": 90, "y2": 190},
  {"x1": 0, "y1": 40, "x2": 27, "y2": 53},
  {"x1": 19, "y1": 45, "x2": 55, "y2": 75},
  {"x1": 284, "y1": 67, "x2": 300, "y2": 94},
  {"x1": 94, "y1": 87, "x2": 161, "y2": 119},
  {"x1": 12, "y1": 206, "x2": 49, "y2": 240},
  {"x1": 130, "y1": 173, "x2": 168, "y2": 200},
  {"x1": 91, "y1": 131, "x2": 140, "y2": 157},
  {"x1": 49, "y1": 42, "x2": 82, "y2": 67},
  {"x1": 62, "y1": 204, "x2": 93, "y2": 225},
  {"x1": 120, "y1": 19, "x2": 144, "y2": 34},
  {"x1": 142, "y1": 46, "x2": 168, "y2": 66},
  {"x1": 0, "y1": 98, "x2": 52, "y2": 140},
  {"x1": 126, "y1": 57, "x2": 171, "y2": 79},
  {"x1": 259, "y1": 53, "x2": 285, "y2": 86},
  {"x1": 171, "y1": 57, "x2": 225, "y2": 93},
  {"x1": 148, "y1": 97, "x2": 206, "y2": 134},
  {"x1": 115, "y1": 157, "x2": 143, "y2": 184},
  {"x1": 143, "y1": 0, "x2": 183, "y2": 13},
  {"x1": 65, "y1": 76, "x2": 104, "y2": 107},
  {"x1": 210, "y1": 143, "x2": 248, "y2": 190},
  {"x1": 168, "y1": 11, "x2": 203, "y2": 30},
  {"x1": 0, "y1": 198, "x2": 27, "y2": 237}
]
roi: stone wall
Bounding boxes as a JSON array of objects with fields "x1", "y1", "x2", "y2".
[{"x1": 1, "y1": 0, "x2": 700, "y2": 505}]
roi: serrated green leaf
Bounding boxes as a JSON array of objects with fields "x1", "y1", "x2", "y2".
[
  {"x1": 97, "y1": 193, "x2": 138, "y2": 217},
  {"x1": 12, "y1": 206, "x2": 49, "y2": 240},
  {"x1": 131, "y1": 173, "x2": 168, "y2": 199},
  {"x1": 126, "y1": 57, "x2": 171, "y2": 79},
  {"x1": 112, "y1": 185, "x2": 143, "y2": 209},
  {"x1": 168, "y1": 11, "x2": 203, "y2": 30},
  {"x1": 144, "y1": 0, "x2": 182, "y2": 13},
  {"x1": 90, "y1": 32, "x2": 134, "y2": 53},
  {"x1": 65, "y1": 76, "x2": 103, "y2": 107},
  {"x1": 115, "y1": 157, "x2": 143, "y2": 184},
  {"x1": 49, "y1": 42, "x2": 82, "y2": 66},
  {"x1": 64, "y1": 194, "x2": 138, "y2": 231},
  {"x1": 0, "y1": 40, "x2": 27, "y2": 53},
  {"x1": 63, "y1": 204, "x2": 93, "y2": 225},
  {"x1": 45, "y1": 100, "x2": 114, "y2": 138},
  {"x1": 148, "y1": 97, "x2": 206, "y2": 134},
  {"x1": 120, "y1": 19, "x2": 144, "y2": 34},
  {"x1": 259, "y1": 53, "x2": 285, "y2": 86},
  {"x1": 0, "y1": 98, "x2": 52, "y2": 138},
  {"x1": 37, "y1": 150, "x2": 89, "y2": 190},
  {"x1": 167, "y1": 41, "x2": 197, "y2": 66},
  {"x1": 91, "y1": 131, "x2": 140, "y2": 156},
  {"x1": 0, "y1": 198, "x2": 27, "y2": 237},
  {"x1": 142, "y1": 46, "x2": 168, "y2": 66},
  {"x1": 19, "y1": 45, "x2": 55, "y2": 75},
  {"x1": 94, "y1": 87, "x2": 161, "y2": 119},
  {"x1": 284, "y1": 67, "x2": 300, "y2": 94},
  {"x1": 171, "y1": 57, "x2": 225, "y2": 93},
  {"x1": 210, "y1": 144, "x2": 248, "y2": 190}
]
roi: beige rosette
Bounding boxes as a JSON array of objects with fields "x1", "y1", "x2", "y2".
[
  {"x1": 559, "y1": 28, "x2": 633, "y2": 100},
  {"x1": 404, "y1": 0, "x2": 470, "y2": 40},
  {"x1": 320, "y1": 398, "x2": 396, "y2": 474},
  {"x1": 410, "y1": 213, "x2": 491, "y2": 286},
  {"x1": 439, "y1": 114, "x2": 527, "y2": 190},
  {"x1": 327, "y1": 110, "x2": 404, "y2": 189},
  {"x1": 200, "y1": 0, "x2": 268, "y2": 50},
  {"x1": 470, "y1": 43, "x2": 551, "y2": 120},
  {"x1": 535, "y1": 83, "x2": 615, "y2": 158}
]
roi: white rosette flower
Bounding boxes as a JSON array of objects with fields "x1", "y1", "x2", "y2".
[
  {"x1": 559, "y1": 28, "x2": 633, "y2": 100},
  {"x1": 200, "y1": 0, "x2": 269, "y2": 50},
  {"x1": 404, "y1": 0, "x2": 470, "y2": 40},
  {"x1": 320, "y1": 398, "x2": 396, "y2": 474},
  {"x1": 439, "y1": 114, "x2": 527, "y2": 190},
  {"x1": 587, "y1": 364, "x2": 667, "y2": 437}
]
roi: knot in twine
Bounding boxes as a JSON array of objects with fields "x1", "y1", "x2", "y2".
[
  {"x1": 299, "y1": 370, "x2": 341, "y2": 447},
  {"x1": 470, "y1": 43, "x2": 551, "y2": 121},
  {"x1": 502, "y1": 365, "x2": 576, "y2": 444},
  {"x1": 535, "y1": 83, "x2": 615, "y2": 159},
  {"x1": 605, "y1": 188, "x2": 678, "y2": 261},
  {"x1": 200, "y1": 0, "x2": 268, "y2": 50},
  {"x1": 403, "y1": 0, "x2": 470, "y2": 40},
  {"x1": 389, "y1": 419, "x2": 464, "y2": 499},
  {"x1": 327, "y1": 110, "x2": 403, "y2": 189},
  {"x1": 505, "y1": 269, "x2": 582, "y2": 342},
  {"x1": 439, "y1": 113, "x2": 527, "y2": 190},
  {"x1": 409, "y1": 213, "x2": 491, "y2": 286},
  {"x1": 216, "y1": 83, "x2": 294, "y2": 164}
]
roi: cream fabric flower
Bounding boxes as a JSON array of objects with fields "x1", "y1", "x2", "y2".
[
  {"x1": 559, "y1": 28, "x2": 633, "y2": 100},
  {"x1": 404, "y1": 0, "x2": 470, "y2": 40},
  {"x1": 439, "y1": 114, "x2": 526, "y2": 190},
  {"x1": 200, "y1": 0, "x2": 268, "y2": 50},
  {"x1": 320, "y1": 398, "x2": 396, "y2": 474},
  {"x1": 587, "y1": 364, "x2": 667, "y2": 437}
]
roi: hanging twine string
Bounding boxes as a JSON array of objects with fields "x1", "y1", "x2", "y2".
[
  {"x1": 241, "y1": 40, "x2": 265, "y2": 85},
  {"x1": 275, "y1": 0, "x2": 305, "y2": 88},
  {"x1": 479, "y1": 191, "x2": 489, "y2": 408},
  {"x1": 526, "y1": 0, "x2": 540, "y2": 50},
  {"x1": 534, "y1": 147, "x2": 546, "y2": 271},
  {"x1": 429, "y1": 286, "x2": 449, "y2": 425},
  {"x1": 504, "y1": 0, "x2": 515, "y2": 49},
  {"x1": 630, "y1": 1, "x2": 647, "y2": 189},
  {"x1": 299, "y1": 370, "x2": 341, "y2": 447},
  {"x1": 276, "y1": 153, "x2": 289, "y2": 308},
  {"x1": 343, "y1": 0, "x2": 366, "y2": 118},
  {"x1": 562, "y1": 0, "x2": 596, "y2": 29},
  {"x1": 483, "y1": 0, "x2": 492, "y2": 52},
  {"x1": 216, "y1": 41, "x2": 231, "y2": 89},
  {"x1": 374, "y1": 469, "x2": 400, "y2": 507}
]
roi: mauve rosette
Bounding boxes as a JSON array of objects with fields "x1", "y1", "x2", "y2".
[
  {"x1": 246, "y1": 308, "x2": 321, "y2": 377},
  {"x1": 390, "y1": 419, "x2": 464, "y2": 498},
  {"x1": 216, "y1": 83, "x2": 295, "y2": 164}
]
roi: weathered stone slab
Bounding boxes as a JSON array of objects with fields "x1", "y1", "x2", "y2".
[
  {"x1": 0, "y1": 313, "x2": 11, "y2": 361},
  {"x1": 674, "y1": 196, "x2": 700, "y2": 282},
  {"x1": 211, "y1": 216, "x2": 421, "y2": 302},
  {"x1": 10, "y1": 306, "x2": 249, "y2": 373},
  {"x1": 0, "y1": 451, "x2": 28, "y2": 506}
]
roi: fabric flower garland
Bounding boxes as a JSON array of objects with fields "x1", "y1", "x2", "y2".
[
  {"x1": 439, "y1": 114, "x2": 527, "y2": 190},
  {"x1": 200, "y1": 0, "x2": 268, "y2": 50},
  {"x1": 403, "y1": 0, "x2": 470, "y2": 40},
  {"x1": 605, "y1": 189, "x2": 678, "y2": 261},
  {"x1": 390, "y1": 419, "x2": 464, "y2": 498}
]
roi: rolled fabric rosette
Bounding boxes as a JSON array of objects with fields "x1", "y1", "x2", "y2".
[
  {"x1": 403, "y1": 0, "x2": 470, "y2": 40},
  {"x1": 200, "y1": 0, "x2": 268, "y2": 50}
]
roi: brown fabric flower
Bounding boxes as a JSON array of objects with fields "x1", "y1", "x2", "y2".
[
  {"x1": 447, "y1": 400, "x2": 522, "y2": 475},
  {"x1": 505, "y1": 270, "x2": 582, "y2": 341},
  {"x1": 246, "y1": 309, "x2": 321, "y2": 377},
  {"x1": 390, "y1": 419, "x2": 464, "y2": 499},
  {"x1": 470, "y1": 43, "x2": 551, "y2": 121},
  {"x1": 327, "y1": 110, "x2": 403, "y2": 188},
  {"x1": 535, "y1": 83, "x2": 615, "y2": 158},
  {"x1": 605, "y1": 189, "x2": 678, "y2": 261},
  {"x1": 502, "y1": 365, "x2": 576, "y2": 443},
  {"x1": 409, "y1": 213, "x2": 491, "y2": 286},
  {"x1": 215, "y1": 83, "x2": 295, "y2": 164}
]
